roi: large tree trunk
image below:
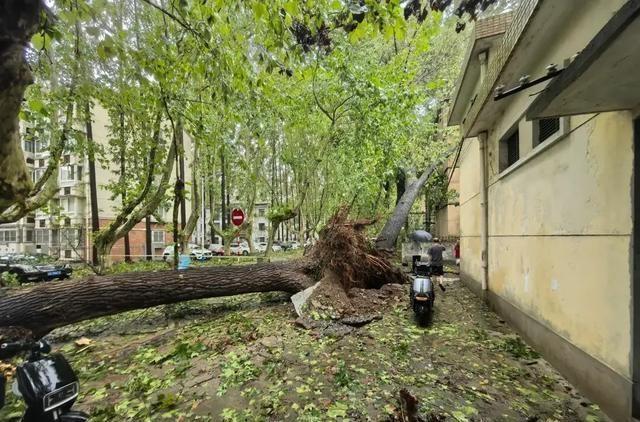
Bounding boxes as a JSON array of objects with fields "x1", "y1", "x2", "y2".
[
  {"x1": 376, "y1": 146, "x2": 457, "y2": 251},
  {"x1": 86, "y1": 103, "x2": 100, "y2": 266},
  {"x1": 180, "y1": 139, "x2": 199, "y2": 246},
  {"x1": 0, "y1": 1, "x2": 45, "y2": 214},
  {"x1": 0, "y1": 261, "x2": 315, "y2": 336}
]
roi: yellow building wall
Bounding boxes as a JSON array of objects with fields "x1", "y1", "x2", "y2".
[
  {"x1": 435, "y1": 166, "x2": 461, "y2": 238},
  {"x1": 485, "y1": 111, "x2": 633, "y2": 378},
  {"x1": 458, "y1": 138, "x2": 483, "y2": 289}
]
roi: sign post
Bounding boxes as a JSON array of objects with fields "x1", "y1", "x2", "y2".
[{"x1": 231, "y1": 208, "x2": 245, "y2": 227}]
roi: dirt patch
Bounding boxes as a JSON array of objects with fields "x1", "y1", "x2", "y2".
[{"x1": 305, "y1": 270, "x2": 405, "y2": 322}]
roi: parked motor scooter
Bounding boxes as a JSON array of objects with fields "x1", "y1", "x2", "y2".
[
  {"x1": 410, "y1": 261, "x2": 435, "y2": 326},
  {"x1": 0, "y1": 339, "x2": 89, "y2": 421}
]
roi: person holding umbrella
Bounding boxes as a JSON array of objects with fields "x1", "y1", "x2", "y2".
[{"x1": 428, "y1": 237, "x2": 447, "y2": 292}]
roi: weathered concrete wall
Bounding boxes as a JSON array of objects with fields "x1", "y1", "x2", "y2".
[
  {"x1": 485, "y1": 111, "x2": 633, "y2": 378},
  {"x1": 458, "y1": 137, "x2": 483, "y2": 290},
  {"x1": 454, "y1": 2, "x2": 635, "y2": 419},
  {"x1": 435, "y1": 166, "x2": 461, "y2": 238}
]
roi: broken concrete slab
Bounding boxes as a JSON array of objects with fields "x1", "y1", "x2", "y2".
[{"x1": 290, "y1": 281, "x2": 320, "y2": 317}]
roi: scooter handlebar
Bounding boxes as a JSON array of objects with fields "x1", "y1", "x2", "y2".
[{"x1": 0, "y1": 340, "x2": 50, "y2": 359}]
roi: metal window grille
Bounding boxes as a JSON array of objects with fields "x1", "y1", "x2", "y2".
[
  {"x1": 506, "y1": 131, "x2": 519, "y2": 167},
  {"x1": 537, "y1": 118, "x2": 560, "y2": 144}
]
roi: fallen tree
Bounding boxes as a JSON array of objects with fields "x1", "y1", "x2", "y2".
[
  {"x1": 0, "y1": 208, "x2": 405, "y2": 338},
  {"x1": 0, "y1": 261, "x2": 316, "y2": 337},
  {"x1": 0, "y1": 141, "x2": 454, "y2": 340},
  {"x1": 376, "y1": 144, "x2": 458, "y2": 251}
]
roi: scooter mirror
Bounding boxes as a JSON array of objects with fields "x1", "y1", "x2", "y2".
[{"x1": 36, "y1": 340, "x2": 51, "y2": 354}]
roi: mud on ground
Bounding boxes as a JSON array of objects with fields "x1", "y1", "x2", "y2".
[{"x1": 0, "y1": 276, "x2": 607, "y2": 421}]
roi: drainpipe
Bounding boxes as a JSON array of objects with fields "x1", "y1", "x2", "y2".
[{"x1": 478, "y1": 131, "x2": 489, "y2": 291}]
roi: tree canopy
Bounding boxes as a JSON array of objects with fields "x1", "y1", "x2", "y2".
[{"x1": 0, "y1": 0, "x2": 502, "y2": 262}]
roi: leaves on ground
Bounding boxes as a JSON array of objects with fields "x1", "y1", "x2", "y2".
[{"x1": 0, "y1": 278, "x2": 606, "y2": 421}]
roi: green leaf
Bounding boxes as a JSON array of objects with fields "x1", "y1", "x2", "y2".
[
  {"x1": 28, "y1": 98, "x2": 47, "y2": 115},
  {"x1": 327, "y1": 401, "x2": 349, "y2": 418},
  {"x1": 252, "y1": 2, "x2": 268, "y2": 20},
  {"x1": 31, "y1": 33, "x2": 46, "y2": 50}
]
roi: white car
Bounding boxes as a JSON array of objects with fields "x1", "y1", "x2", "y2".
[
  {"x1": 289, "y1": 241, "x2": 300, "y2": 250},
  {"x1": 229, "y1": 241, "x2": 250, "y2": 256},
  {"x1": 208, "y1": 243, "x2": 224, "y2": 256},
  {"x1": 255, "y1": 242, "x2": 281, "y2": 253},
  {"x1": 163, "y1": 244, "x2": 212, "y2": 261}
]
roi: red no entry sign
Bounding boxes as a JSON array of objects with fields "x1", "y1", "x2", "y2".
[{"x1": 231, "y1": 208, "x2": 245, "y2": 226}]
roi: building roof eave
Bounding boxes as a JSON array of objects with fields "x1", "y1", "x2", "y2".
[{"x1": 527, "y1": 0, "x2": 640, "y2": 119}]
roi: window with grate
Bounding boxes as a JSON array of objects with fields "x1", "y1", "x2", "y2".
[
  {"x1": 39, "y1": 219, "x2": 46, "y2": 228},
  {"x1": 25, "y1": 230, "x2": 34, "y2": 242},
  {"x1": 258, "y1": 223, "x2": 266, "y2": 231},
  {"x1": 536, "y1": 118, "x2": 560, "y2": 145},
  {"x1": 64, "y1": 250, "x2": 72, "y2": 258},
  {"x1": 63, "y1": 187, "x2": 71, "y2": 195},
  {"x1": 500, "y1": 130, "x2": 520, "y2": 171},
  {"x1": 64, "y1": 217, "x2": 71, "y2": 227}
]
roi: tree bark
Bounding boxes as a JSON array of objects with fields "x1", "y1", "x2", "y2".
[
  {"x1": 180, "y1": 139, "x2": 199, "y2": 246},
  {"x1": 376, "y1": 146, "x2": 458, "y2": 251},
  {"x1": 119, "y1": 112, "x2": 131, "y2": 263},
  {"x1": 0, "y1": 100, "x2": 73, "y2": 224},
  {"x1": 0, "y1": 1, "x2": 44, "y2": 214},
  {"x1": 145, "y1": 215, "x2": 152, "y2": 261},
  {"x1": 220, "y1": 146, "x2": 227, "y2": 232},
  {"x1": 86, "y1": 103, "x2": 100, "y2": 266},
  {"x1": 0, "y1": 261, "x2": 315, "y2": 336}
]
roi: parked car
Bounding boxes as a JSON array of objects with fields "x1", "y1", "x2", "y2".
[
  {"x1": 34, "y1": 263, "x2": 73, "y2": 281},
  {"x1": 190, "y1": 245, "x2": 213, "y2": 261},
  {"x1": 208, "y1": 243, "x2": 224, "y2": 256},
  {"x1": 163, "y1": 244, "x2": 213, "y2": 261},
  {"x1": 229, "y1": 241, "x2": 250, "y2": 256},
  {"x1": 255, "y1": 242, "x2": 283, "y2": 253},
  {"x1": 289, "y1": 241, "x2": 301, "y2": 250},
  {"x1": 0, "y1": 264, "x2": 48, "y2": 283}
]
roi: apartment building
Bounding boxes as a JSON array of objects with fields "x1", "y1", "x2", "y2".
[{"x1": 0, "y1": 104, "x2": 193, "y2": 262}]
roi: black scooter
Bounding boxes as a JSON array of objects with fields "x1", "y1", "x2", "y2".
[
  {"x1": 0, "y1": 339, "x2": 89, "y2": 421},
  {"x1": 410, "y1": 261, "x2": 435, "y2": 325}
]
